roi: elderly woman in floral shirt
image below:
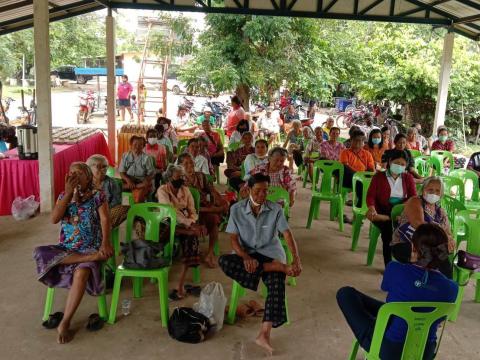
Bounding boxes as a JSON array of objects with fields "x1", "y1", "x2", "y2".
[{"x1": 247, "y1": 147, "x2": 297, "y2": 206}]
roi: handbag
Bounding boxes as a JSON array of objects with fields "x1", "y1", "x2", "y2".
[
  {"x1": 457, "y1": 250, "x2": 480, "y2": 272},
  {"x1": 121, "y1": 239, "x2": 167, "y2": 269},
  {"x1": 168, "y1": 307, "x2": 211, "y2": 343}
]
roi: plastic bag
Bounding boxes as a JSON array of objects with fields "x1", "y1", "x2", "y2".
[
  {"x1": 11, "y1": 195, "x2": 39, "y2": 221},
  {"x1": 193, "y1": 282, "x2": 227, "y2": 332}
]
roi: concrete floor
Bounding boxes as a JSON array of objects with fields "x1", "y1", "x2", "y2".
[{"x1": 1, "y1": 184, "x2": 479, "y2": 360}]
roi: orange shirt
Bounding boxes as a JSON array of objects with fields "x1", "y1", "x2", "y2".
[
  {"x1": 340, "y1": 148, "x2": 375, "y2": 172},
  {"x1": 364, "y1": 145, "x2": 385, "y2": 165}
]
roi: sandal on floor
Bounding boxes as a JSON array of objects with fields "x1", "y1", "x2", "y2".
[
  {"x1": 86, "y1": 313, "x2": 104, "y2": 331},
  {"x1": 169, "y1": 289, "x2": 186, "y2": 301},
  {"x1": 42, "y1": 312, "x2": 64, "y2": 329},
  {"x1": 225, "y1": 304, "x2": 255, "y2": 318},
  {"x1": 248, "y1": 300, "x2": 265, "y2": 317},
  {"x1": 185, "y1": 284, "x2": 202, "y2": 297}
]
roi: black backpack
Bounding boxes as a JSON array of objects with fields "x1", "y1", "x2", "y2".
[{"x1": 168, "y1": 307, "x2": 211, "y2": 343}]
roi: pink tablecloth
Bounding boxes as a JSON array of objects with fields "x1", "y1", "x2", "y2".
[{"x1": 0, "y1": 132, "x2": 113, "y2": 216}]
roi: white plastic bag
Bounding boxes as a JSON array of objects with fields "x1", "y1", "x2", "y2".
[
  {"x1": 193, "y1": 282, "x2": 227, "y2": 332},
  {"x1": 11, "y1": 195, "x2": 40, "y2": 221}
]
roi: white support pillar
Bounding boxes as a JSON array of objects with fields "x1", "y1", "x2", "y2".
[
  {"x1": 433, "y1": 31, "x2": 454, "y2": 136},
  {"x1": 106, "y1": 9, "x2": 116, "y2": 162},
  {"x1": 33, "y1": 0, "x2": 54, "y2": 213}
]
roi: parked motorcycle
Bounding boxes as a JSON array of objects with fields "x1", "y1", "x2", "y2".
[{"x1": 77, "y1": 90, "x2": 96, "y2": 124}]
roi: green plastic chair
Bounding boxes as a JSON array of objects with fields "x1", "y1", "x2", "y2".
[
  {"x1": 228, "y1": 141, "x2": 241, "y2": 152},
  {"x1": 366, "y1": 204, "x2": 404, "y2": 266},
  {"x1": 348, "y1": 302, "x2": 455, "y2": 360},
  {"x1": 177, "y1": 139, "x2": 189, "y2": 156},
  {"x1": 214, "y1": 128, "x2": 226, "y2": 148},
  {"x1": 226, "y1": 280, "x2": 289, "y2": 325},
  {"x1": 350, "y1": 172, "x2": 376, "y2": 251},
  {"x1": 108, "y1": 203, "x2": 176, "y2": 327},
  {"x1": 450, "y1": 169, "x2": 480, "y2": 208},
  {"x1": 441, "y1": 175, "x2": 465, "y2": 205},
  {"x1": 266, "y1": 186, "x2": 296, "y2": 286},
  {"x1": 441, "y1": 195, "x2": 466, "y2": 234},
  {"x1": 42, "y1": 264, "x2": 109, "y2": 322},
  {"x1": 306, "y1": 160, "x2": 344, "y2": 231},
  {"x1": 430, "y1": 150, "x2": 454, "y2": 175},
  {"x1": 450, "y1": 209, "x2": 480, "y2": 321},
  {"x1": 409, "y1": 149, "x2": 422, "y2": 158},
  {"x1": 338, "y1": 137, "x2": 347, "y2": 143},
  {"x1": 414, "y1": 156, "x2": 431, "y2": 177},
  {"x1": 107, "y1": 166, "x2": 116, "y2": 178}
]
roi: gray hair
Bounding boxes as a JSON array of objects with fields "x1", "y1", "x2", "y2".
[
  {"x1": 269, "y1": 146, "x2": 288, "y2": 158},
  {"x1": 86, "y1": 154, "x2": 108, "y2": 168},
  {"x1": 407, "y1": 127, "x2": 418, "y2": 136},
  {"x1": 422, "y1": 176, "x2": 444, "y2": 196},
  {"x1": 292, "y1": 120, "x2": 302, "y2": 128},
  {"x1": 162, "y1": 164, "x2": 185, "y2": 183}
]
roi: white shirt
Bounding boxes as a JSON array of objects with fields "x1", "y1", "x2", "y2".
[
  {"x1": 258, "y1": 114, "x2": 280, "y2": 133},
  {"x1": 387, "y1": 172, "x2": 404, "y2": 198},
  {"x1": 243, "y1": 153, "x2": 268, "y2": 180},
  {"x1": 194, "y1": 154, "x2": 210, "y2": 175}
]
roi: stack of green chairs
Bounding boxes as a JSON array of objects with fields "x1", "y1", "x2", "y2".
[
  {"x1": 430, "y1": 150, "x2": 454, "y2": 175},
  {"x1": 450, "y1": 209, "x2": 480, "y2": 321},
  {"x1": 366, "y1": 204, "x2": 404, "y2": 266},
  {"x1": 306, "y1": 160, "x2": 345, "y2": 231},
  {"x1": 108, "y1": 203, "x2": 176, "y2": 327},
  {"x1": 450, "y1": 169, "x2": 480, "y2": 209},
  {"x1": 266, "y1": 186, "x2": 296, "y2": 287},
  {"x1": 414, "y1": 156, "x2": 431, "y2": 177},
  {"x1": 350, "y1": 172, "x2": 377, "y2": 252},
  {"x1": 441, "y1": 175, "x2": 465, "y2": 204},
  {"x1": 348, "y1": 302, "x2": 455, "y2": 360}
]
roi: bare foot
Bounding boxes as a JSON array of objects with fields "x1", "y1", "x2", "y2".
[
  {"x1": 57, "y1": 320, "x2": 73, "y2": 344},
  {"x1": 255, "y1": 333, "x2": 274, "y2": 356},
  {"x1": 205, "y1": 254, "x2": 217, "y2": 269}
]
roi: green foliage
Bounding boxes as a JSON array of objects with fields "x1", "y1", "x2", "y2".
[{"x1": 149, "y1": 14, "x2": 195, "y2": 58}]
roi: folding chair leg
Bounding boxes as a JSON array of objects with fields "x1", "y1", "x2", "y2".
[
  {"x1": 158, "y1": 270, "x2": 170, "y2": 327},
  {"x1": 337, "y1": 199, "x2": 344, "y2": 232},
  {"x1": 214, "y1": 241, "x2": 220, "y2": 256},
  {"x1": 449, "y1": 285, "x2": 466, "y2": 322},
  {"x1": 348, "y1": 340, "x2": 360, "y2": 360},
  {"x1": 366, "y1": 225, "x2": 381, "y2": 266},
  {"x1": 133, "y1": 277, "x2": 143, "y2": 298},
  {"x1": 226, "y1": 281, "x2": 243, "y2": 325},
  {"x1": 108, "y1": 274, "x2": 123, "y2": 324},
  {"x1": 351, "y1": 215, "x2": 364, "y2": 251},
  {"x1": 306, "y1": 199, "x2": 317, "y2": 229},
  {"x1": 97, "y1": 294, "x2": 108, "y2": 321},
  {"x1": 192, "y1": 266, "x2": 201, "y2": 284},
  {"x1": 475, "y1": 279, "x2": 480, "y2": 303}
]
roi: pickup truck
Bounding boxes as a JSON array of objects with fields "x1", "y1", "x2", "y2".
[{"x1": 50, "y1": 66, "x2": 124, "y2": 84}]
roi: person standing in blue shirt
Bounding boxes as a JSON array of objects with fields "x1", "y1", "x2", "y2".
[
  {"x1": 219, "y1": 173, "x2": 302, "y2": 356},
  {"x1": 336, "y1": 223, "x2": 458, "y2": 360}
]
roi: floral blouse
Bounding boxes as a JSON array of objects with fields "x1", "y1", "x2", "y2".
[
  {"x1": 320, "y1": 141, "x2": 345, "y2": 161},
  {"x1": 251, "y1": 162, "x2": 296, "y2": 193},
  {"x1": 226, "y1": 145, "x2": 255, "y2": 171},
  {"x1": 58, "y1": 190, "x2": 105, "y2": 253}
]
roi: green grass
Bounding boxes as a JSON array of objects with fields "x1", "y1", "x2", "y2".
[{"x1": 2, "y1": 86, "x2": 35, "y2": 98}]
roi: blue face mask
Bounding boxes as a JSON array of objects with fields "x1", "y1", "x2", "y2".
[
  {"x1": 372, "y1": 138, "x2": 381, "y2": 145},
  {"x1": 390, "y1": 163, "x2": 406, "y2": 175}
]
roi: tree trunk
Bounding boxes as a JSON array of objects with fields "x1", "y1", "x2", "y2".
[
  {"x1": 235, "y1": 84, "x2": 250, "y2": 111},
  {"x1": 404, "y1": 100, "x2": 436, "y2": 135}
]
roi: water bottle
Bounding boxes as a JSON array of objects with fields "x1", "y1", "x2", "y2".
[{"x1": 121, "y1": 299, "x2": 131, "y2": 316}]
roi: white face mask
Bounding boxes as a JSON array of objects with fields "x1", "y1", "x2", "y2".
[
  {"x1": 147, "y1": 138, "x2": 157, "y2": 146},
  {"x1": 424, "y1": 193, "x2": 440, "y2": 204},
  {"x1": 249, "y1": 194, "x2": 262, "y2": 207}
]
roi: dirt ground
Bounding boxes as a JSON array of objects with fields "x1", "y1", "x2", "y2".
[{"x1": 0, "y1": 182, "x2": 479, "y2": 360}]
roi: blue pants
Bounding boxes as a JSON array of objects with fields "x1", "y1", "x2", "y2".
[{"x1": 336, "y1": 286, "x2": 436, "y2": 360}]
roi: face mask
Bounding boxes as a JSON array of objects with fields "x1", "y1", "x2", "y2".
[
  {"x1": 147, "y1": 138, "x2": 157, "y2": 146},
  {"x1": 171, "y1": 178, "x2": 185, "y2": 189},
  {"x1": 249, "y1": 194, "x2": 262, "y2": 207},
  {"x1": 390, "y1": 163, "x2": 406, "y2": 175},
  {"x1": 439, "y1": 135, "x2": 448, "y2": 142},
  {"x1": 424, "y1": 193, "x2": 440, "y2": 204},
  {"x1": 372, "y1": 138, "x2": 381, "y2": 145}
]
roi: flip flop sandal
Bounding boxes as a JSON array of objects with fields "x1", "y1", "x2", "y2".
[
  {"x1": 169, "y1": 289, "x2": 185, "y2": 302},
  {"x1": 185, "y1": 284, "x2": 202, "y2": 297},
  {"x1": 86, "y1": 313, "x2": 104, "y2": 331},
  {"x1": 224, "y1": 304, "x2": 255, "y2": 319},
  {"x1": 42, "y1": 312, "x2": 64, "y2": 329},
  {"x1": 248, "y1": 300, "x2": 265, "y2": 317}
]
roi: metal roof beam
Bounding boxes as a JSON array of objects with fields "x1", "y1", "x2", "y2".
[
  {"x1": 323, "y1": 0, "x2": 338, "y2": 12},
  {"x1": 359, "y1": 0, "x2": 385, "y2": 15},
  {"x1": 455, "y1": 14, "x2": 480, "y2": 24},
  {"x1": 452, "y1": 0, "x2": 480, "y2": 12},
  {"x1": 93, "y1": 0, "x2": 110, "y2": 8},
  {"x1": 288, "y1": 0, "x2": 298, "y2": 11}
]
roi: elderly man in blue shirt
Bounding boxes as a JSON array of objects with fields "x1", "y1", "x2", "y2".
[{"x1": 219, "y1": 173, "x2": 302, "y2": 356}]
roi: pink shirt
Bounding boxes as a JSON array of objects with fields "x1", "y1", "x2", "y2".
[
  {"x1": 117, "y1": 82, "x2": 133, "y2": 100},
  {"x1": 225, "y1": 107, "x2": 245, "y2": 136}
]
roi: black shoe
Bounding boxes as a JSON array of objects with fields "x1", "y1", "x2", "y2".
[
  {"x1": 345, "y1": 200, "x2": 353, "y2": 207},
  {"x1": 343, "y1": 215, "x2": 352, "y2": 224}
]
